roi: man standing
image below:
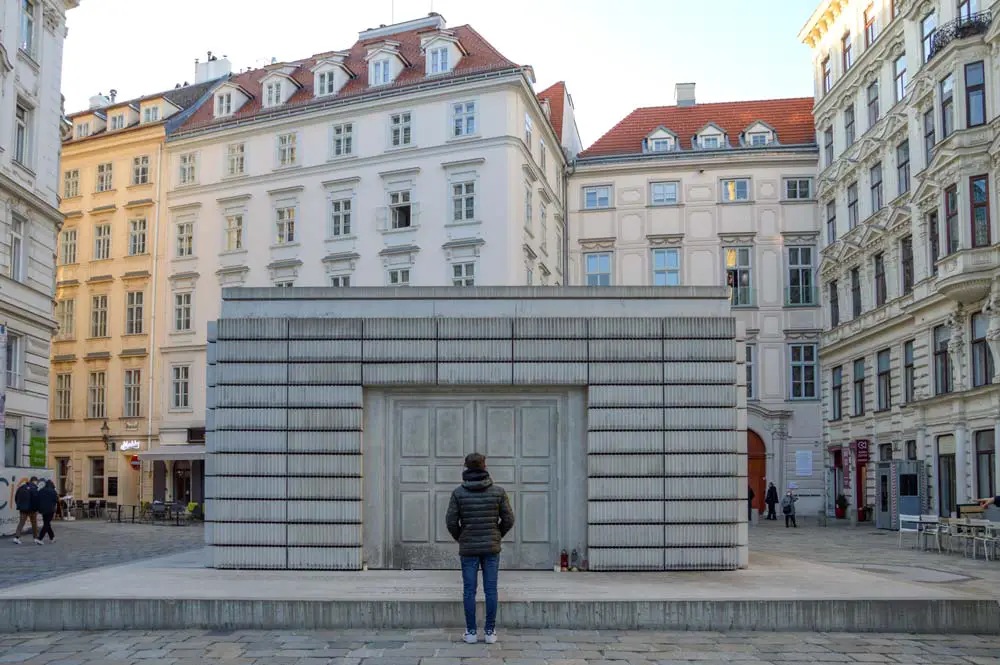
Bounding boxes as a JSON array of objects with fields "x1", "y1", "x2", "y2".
[
  {"x1": 781, "y1": 489, "x2": 798, "y2": 528},
  {"x1": 765, "y1": 482, "x2": 779, "y2": 521},
  {"x1": 446, "y1": 453, "x2": 514, "y2": 645},
  {"x1": 12, "y1": 477, "x2": 42, "y2": 545}
]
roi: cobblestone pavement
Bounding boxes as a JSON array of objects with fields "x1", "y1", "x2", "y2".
[
  {"x1": 0, "y1": 629, "x2": 998, "y2": 665},
  {"x1": 0, "y1": 521, "x2": 204, "y2": 589}
]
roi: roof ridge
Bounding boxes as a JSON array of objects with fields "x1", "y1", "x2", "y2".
[
  {"x1": 630, "y1": 96, "x2": 814, "y2": 112},
  {"x1": 458, "y1": 24, "x2": 517, "y2": 67}
]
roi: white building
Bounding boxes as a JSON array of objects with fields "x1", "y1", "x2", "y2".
[
  {"x1": 0, "y1": 0, "x2": 77, "y2": 467},
  {"x1": 802, "y1": 0, "x2": 999, "y2": 520},
  {"x1": 567, "y1": 83, "x2": 825, "y2": 515},
  {"x1": 152, "y1": 14, "x2": 578, "y2": 491}
]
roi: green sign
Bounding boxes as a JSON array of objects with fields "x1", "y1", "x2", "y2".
[{"x1": 29, "y1": 424, "x2": 46, "y2": 468}]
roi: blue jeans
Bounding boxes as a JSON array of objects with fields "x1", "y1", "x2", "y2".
[{"x1": 461, "y1": 553, "x2": 499, "y2": 633}]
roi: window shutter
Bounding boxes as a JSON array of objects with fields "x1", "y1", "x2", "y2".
[
  {"x1": 375, "y1": 206, "x2": 388, "y2": 231},
  {"x1": 410, "y1": 201, "x2": 421, "y2": 222}
]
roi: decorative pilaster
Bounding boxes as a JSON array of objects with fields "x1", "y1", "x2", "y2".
[
  {"x1": 947, "y1": 304, "x2": 968, "y2": 392},
  {"x1": 983, "y1": 279, "x2": 1000, "y2": 384}
]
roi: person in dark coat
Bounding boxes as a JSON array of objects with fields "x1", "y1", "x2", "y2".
[
  {"x1": 36, "y1": 481, "x2": 59, "y2": 542},
  {"x1": 765, "y1": 482, "x2": 779, "y2": 521},
  {"x1": 12, "y1": 477, "x2": 41, "y2": 545},
  {"x1": 747, "y1": 485, "x2": 755, "y2": 521},
  {"x1": 446, "y1": 453, "x2": 514, "y2": 645}
]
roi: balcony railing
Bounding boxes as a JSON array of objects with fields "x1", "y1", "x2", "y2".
[
  {"x1": 929, "y1": 11, "x2": 992, "y2": 60},
  {"x1": 786, "y1": 286, "x2": 820, "y2": 307}
]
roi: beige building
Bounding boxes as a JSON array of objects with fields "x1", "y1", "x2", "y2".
[
  {"x1": 802, "y1": 0, "x2": 999, "y2": 520},
  {"x1": 567, "y1": 84, "x2": 825, "y2": 514},
  {"x1": 51, "y1": 80, "x2": 218, "y2": 507}
]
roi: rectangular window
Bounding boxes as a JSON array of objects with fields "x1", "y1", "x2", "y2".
[
  {"x1": 972, "y1": 312, "x2": 994, "y2": 387},
  {"x1": 452, "y1": 262, "x2": 475, "y2": 286},
  {"x1": 227, "y1": 142, "x2": 245, "y2": 176},
  {"x1": 275, "y1": 206, "x2": 295, "y2": 244},
  {"x1": 864, "y1": 4, "x2": 878, "y2": 46},
  {"x1": 822, "y1": 58, "x2": 832, "y2": 94},
  {"x1": 430, "y1": 47, "x2": 449, "y2": 73},
  {"x1": 125, "y1": 291, "x2": 144, "y2": 335},
  {"x1": 970, "y1": 174, "x2": 990, "y2": 247},
  {"x1": 14, "y1": 103, "x2": 30, "y2": 165},
  {"x1": 371, "y1": 60, "x2": 390, "y2": 85},
  {"x1": 906, "y1": 439, "x2": 917, "y2": 460},
  {"x1": 928, "y1": 211, "x2": 940, "y2": 274},
  {"x1": 870, "y1": 162, "x2": 883, "y2": 212},
  {"x1": 787, "y1": 246, "x2": 814, "y2": 305},
  {"x1": 174, "y1": 293, "x2": 192, "y2": 332},
  {"x1": 848, "y1": 182, "x2": 859, "y2": 229},
  {"x1": 4, "y1": 332, "x2": 22, "y2": 389},
  {"x1": 452, "y1": 102, "x2": 476, "y2": 137},
  {"x1": 96, "y1": 162, "x2": 113, "y2": 192},
  {"x1": 831, "y1": 366, "x2": 843, "y2": 420},
  {"x1": 851, "y1": 267, "x2": 862, "y2": 318},
  {"x1": 388, "y1": 268, "x2": 410, "y2": 286},
  {"x1": 452, "y1": 182, "x2": 475, "y2": 222},
  {"x1": 142, "y1": 106, "x2": 160, "y2": 123},
  {"x1": 965, "y1": 61, "x2": 986, "y2": 127},
  {"x1": 540, "y1": 204, "x2": 548, "y2": 252},
  {"x1": 652, "y1": 248, "x2": 680, "y2": 286},
  {"x1": 876, "y1": 348, "x2": 892, "y2": 411},
  {"x1": 20, "y1": 0, "x2": 35, "y2": 54},
  {"x1": 785, "y1": 178, "x2": 812, "y2": 200},
  {"x1": 179, "y1": 153, "x2": 197, "y2": 184},
  {"x1": 893, "y1": 54, "x2": 907, "y2": 102},
  {"x1": 93, "y1": 223, "x2": 111, "y2": 260},
  {"x1": 867, "y1": 81, "x2": 880, "y2": 128},
  {"x1": 330, "y1": 122, "x2": 353, "y2": 157},
  {"x1": 524, "y1": 113, "x2": 533, "y2": 148},
  {"x1": 330, "y1": 274, "x2": 351, "y2": 287},
  {"x1": 331, "y1": 199, "x2": 352, "y2": 236},
  {"x1": 746, "y1": 344, "x2": 756, "y2": 401},
  {"x1": 55, "y1": 299, "x2": 75, "y2": 340},
  {"x1": 87, "y1": 371, "x2": 106, "y2": 419},
  {"x1": 172, "y1": 366, "x2": 190, "y2": 410},
  {"x1": 897, "y1": 140, "x2": 910, "y2": 195},
  {"x1": 700, "y1": 135, "x2": 720, "y2": 149},
  {"x1": 824, "y1": 128, "x2": 834, "y2": 165},
  {"x1": 725, "y1": 247, "x2": 753, "y2": 307},
  {"x1": 843, "y1": 31, "x2": 853, "y2": 71},
  {"x1": 63, "y1": 169, "x2": 79, "y2": 198},
  {"x1": 225, "y1": 213, "x2": 243, "y2": 251},
  {"x1": 921, "y1": 12, "x2": 936, "y2": 63},
  {"x1": 651, "y1": 181, "x2": 679, "y2": 205},
  {"x1": 830, "y1": 280, "x2": 840, "y2": 327},
  {"x1": 123, "y1": 369, "x2": 141, "y2": 418},
  {"x1": 789, "y1": 344, "x2": 818, "y2": 400},
  {"x1": 132, "y1": 156, "x2": 149, "y2": 185},
  {"x1": 874, "y1": 252, "x2": 887, "y2": 307},
  {"x1": 89, "y1": 457, "x2": 104, "y2": 498},
  {"x1": 277, "y1": 133, "x2": 297, "y2": 166},
  {"x1": 976, "y1": 430, "x2": 996, "y2": 499},
  {"x1": 90, "y1": 294, "x2": 108, "y2": 337},
  {"x1": 934, "y1": 324, "x2": 952, "y2": 395},
  {"x1": 75, "y1": 122, "x2": 90, "y2": 139},
  {"x1": 583, "y1": 186, "x2": 611, "y2": 209},
  {"x1": 880, "y1": 443, "x2": 893, "y2": 462},
  {"x1": 216, "y1": 92, "x2": 232, "y2": 115},
  {"x1": 176, "y1": 221, "x2": 193, "y2": 257},
  {"x1": 959, "y1": 0, "x2": 974, "y2": 19},
  {"x1": 826, "y1": 200, "x2": 837, "y2": 245},
  {"x1": 390, "y1": 190, "x2": 412, "y2": 229},
  {"x1": 845, "y1": 105, "x2": 856, "y2": 146},
  {"x1": 853, "y1": 358, "x2": 866, "y2": 416},
  {"x1": 54, "y1": 374, "x2": 71, "y2": 420},
  {"x1": 941, "y1": 75, "x2": 954, "y2": 138},
  {"x1": 904, "y1": 340, "x2": 915, "y2": 402},
  {"x1": 901, "y1": 235, "x2": 914, "y2": 295},
  {"x1": 945, "y1": 184, "x2": 959, "y2": 254},
  {"x1": 8, "y1": 214, "x2": 24, "y2": 283},
  {"x1": 721, "y1": 178, "x2": 750, "y2": 202},
  {"x1": 749, "y1": 133, "x2": 768, "y2": 146},
  {"x1": 585, "y1": 253, "x2": 612, "y2": 286},
  {"x1": 265, "y1": 81, "x2": 282, "y2": 107},
  {"x1": 650, "y1": 138, "x2": 673, "y2": 151},
  {"x1": 128, "y1": 218, "x2": 147, "y2": 256},
  {"x1": 923, "y1": 108, "x2": 935, "y2": 166},
  {"x1": 390, "y1": 112, "x2": 412, "y2": 147}
]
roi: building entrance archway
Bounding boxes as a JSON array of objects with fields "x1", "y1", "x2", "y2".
[{"x1": 748, "y1": 430, "x2": 766, "y2": 514}]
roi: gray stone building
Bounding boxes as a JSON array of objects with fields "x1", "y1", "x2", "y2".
[{"x1": 205, "y1": 287, "x2": 747, "y2": 571}]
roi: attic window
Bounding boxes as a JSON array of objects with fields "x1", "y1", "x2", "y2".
[
  {"x1": 142, "y1": 106, "x2": 160, "y2": 123},
  {"x1": 372, "y1": 60, "x2": 391, "y2": 86},
  {"x1": 748, "y1": 132, "x2": 770, "y2": 146},
  {"x1": 429, "y1": 47, "x2": 449, "y2": 74},
  {"x1": 650, "y1": 138, "x2": 673, "y2": 152},
  {"x1": 700, "y1": 135, "x2": 721, "y2": 149},
  {"x1": 110, "y1": 114, "x2": 125, "y2": 130},
  {"x1": 75, "y1": 122, "x2": 90, "y2": 139},
  {"x1": 317, "y1": 71, "x2": 336, "y2": 96},
  {"x1": 215, "y1": 92, "x2": 232, "y2": 117},
  {"x1": 265, "y1": 81, "x2": 283, "y2": 108}
]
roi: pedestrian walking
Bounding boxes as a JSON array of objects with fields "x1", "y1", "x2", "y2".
[
  {"x1": 12, "y1": 477, "x2": 42, "y2": 545},
  {"x1": 781, "y1": 489, "x2": 798, "y2": 528},
  {"x1": 36, "y1": 480, "x2": 59, "y2": 542},
  {"x1": 445, "y1": 452, "x2": 514, "y2": 645},
  {"x1": 747, "y1": 485, "x2": 755, "y2": 521},
  {"x1": 765, "y1": 482, "x2": 779, "y2": 521}
]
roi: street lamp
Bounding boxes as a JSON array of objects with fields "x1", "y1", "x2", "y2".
[{"x1": 100, "y1": 420, "x2": 113, "y2": 452}]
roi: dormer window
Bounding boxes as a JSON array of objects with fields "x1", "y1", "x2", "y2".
[
  {"x1": 142, "y1": 106, "x2": 160, "y2": 123},
  {"x1": 748, "y1": 133, "x2": 769, "y2": 146},
  {"x1": 317, "y1": 71, "x2": 336, "y2": 96},
  {"x1": 372, "y1": 60, "x2": 391, "y2": 86},
  {"x1": 700, "y1": 135, "x2": 721, "y2": 149},
  {"x1": 110, "y1": 114, "x2": 125, "y2": 130},
  {"x1": 429, "y1": 47, "x2": 449, "y2": 74},
  {"x1": 265, "y1": 81, "x2": 282, "y2": 108},
  {"x1": 215, "y1": 92, "x2": 232, "y2": 117},
  {"x1": 650, "y1": 138, "x2": 673, "y2": 152},
  {"x1": 75, "y1": 122, "x2": 90, "y2": 138}
]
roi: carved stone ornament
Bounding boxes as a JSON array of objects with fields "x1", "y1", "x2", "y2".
[
  {"x1": 717, "y1": 233, "x2": 756, "y2": 245},
  {"x1": 948, "y1": 304, "x2": 968, "y2": 391},
  {"x1": 43, "y1": 5, "x2": 61, "y2": 33},
  {"x1": 578, "y1": 237, "x2": 615, "y2": 251},
  {"x1": 646, "y1": 234, "x2": 684, "y2": 247},
  {"x1": 770, "y1": 420, "x2": 788, "y2": 440},
  {"x1": 983, "y1": 279, "x2": 1000, "y2": 381}
]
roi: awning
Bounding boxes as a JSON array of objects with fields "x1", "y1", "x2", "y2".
[{"x1": 138, "y1": 445, "x2": 206, "y2": 461}]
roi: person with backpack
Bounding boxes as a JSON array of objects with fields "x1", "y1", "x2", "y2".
[
  {"x1": 12, "y1": 477, "x2": 42, "y2": 545},
  {"x1": 36, "y1": 480, "x2": 59, "y2": 542},
  {"x1": 781, "y1": 489, "x2": 798, "y2": 528},
  {"x1": 445, "y1": 453, "x2": 515, "y2": 645}
]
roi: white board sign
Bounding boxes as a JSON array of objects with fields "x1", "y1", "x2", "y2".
[{"x1": 795, "y1": 450, "x2": 813, "y2": 477}]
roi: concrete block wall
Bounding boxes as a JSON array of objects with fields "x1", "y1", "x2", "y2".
[{"x1": 207, "y1": 312, "x2": 744, "y2": 571}]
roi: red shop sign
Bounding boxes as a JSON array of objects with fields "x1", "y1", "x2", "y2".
[
  {"x1": 129, "y1": 455, "x2": 141, "y2": 470},
  {"x1": 854, "y1": 439, "x2": 870, "y2": 464}
]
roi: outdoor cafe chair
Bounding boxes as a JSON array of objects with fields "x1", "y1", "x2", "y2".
[
  {"x1": 898, "y1": 514, "x2": 921, "y2": 549},
  {"x1": 919, "y1": 515, "x2": 943, "y2": 553}
]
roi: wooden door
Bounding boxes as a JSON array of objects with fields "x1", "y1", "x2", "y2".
[{"x1": 748, "y1": 430, "x2": 766, "y2": 513}]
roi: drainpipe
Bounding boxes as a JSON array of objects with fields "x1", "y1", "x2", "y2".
[
  {"x1": 563, "y1": 159, "x2": 574, "y2": 279},
  {"x1": 142, "y1": 141, "x2": 164, "y2": 504}
]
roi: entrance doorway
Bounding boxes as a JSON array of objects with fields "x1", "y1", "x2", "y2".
[{"x1": 748, "y1": 430, "x2": 766, "y2": 514}]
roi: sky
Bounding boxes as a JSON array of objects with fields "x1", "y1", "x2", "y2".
[{"x1": 62, "y1": 0, "x2": 816, "y2": 148}]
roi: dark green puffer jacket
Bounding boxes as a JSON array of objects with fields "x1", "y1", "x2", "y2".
[{"x1": 445, "y1": 468, "x2": 515, "y2": 557}]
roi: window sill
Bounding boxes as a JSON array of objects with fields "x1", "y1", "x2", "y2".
[
  {"x1": 62, "y1": 195, "x2": 83, "y2": 202},
  {"x1": 58, "y1": 262, "x2": 80, "y2": 268},
  {"x1": 169, "y1": 408, "x2": 194, "y2": 414},
  {"x1": 788, "y1": 397, "x2": 821, "y2": 402},
  {"x1": 445, "y1": 219, "x2": 481, "y2": 229},
  {"x1": 273, "y1": 164, "x2": 302, "y2": 173},
  {"x1": 523, "y1": 227, "x2": 535, "y2": 239},
  {"x1": 219, "y1": 249, "x2": 248, "y2": 257},
  {"x1": 17, "y1": 48, "x2": 39, "y2": 71},
  {"x1": 12, "y1": 160, "x2": 36, "y2": 178},
  {"x1": 222, "y1": 172, "x2": 248, "y2": 181},
  {"x1": 122, "y1": 333, "x2": 148, "y2": 338},
  {"x1": 326, "y1": 235, "x2": 357, "y2": 243},
  {"x1": 173, "y1": 255, "x2": 198, "y2": 263},
  {"x1": 127, "y1": 182, "x2": 154, "y2": 189},
  {"x1": 785, "y1": 302, "x2": 820, "y2": 308},
  {"x1": 581, "y1": 206, "x2": 615, "y2": 212},
  {"x1": 176, "y1": 181, "x2": 200, "y2": 189},
  {"x1": 326, "y1": 153, "x2": 358, "y2": 164},
  {"x1": 171, "y1": 330, "x2": 196, "y2": 336},
  {"x1": 781, "y1": 198, "x2": 817, "y2": 204},
  {"x1": 446, "y1": 134, "x2": 481, "y2": 144},
  {"x1": 380, "y1": 225, "x2": 420, "y2": 235},
  {"x1": 89, "y1": 259, "x2": 114, "y2": 264},
  {"x1": 270, "y1": 242, "x2": 302, "y2": 251},
  {"x1": 86, "y1": 336, "x2": 112, "y2": 341},
  {"x1": 94, "y1": 190, "x2": 117, "y2": 196},
  {"x1": 731, "y1": 304, "x2": 758, "y2": 310},
  {"x1": 648, "y1": 202, "x2": 682, "y2": 208},
  {"x1": 126, "y1": 252, "x2": 150, "y2": 258},
  {"x1": 874, "y1": 408, "x2": 892, "y2": 414},
  {"x1": 719, "y1": 200, "x2": 754, "y2": 205},
  {"x1": 385, "y1": 144, "x2": 419, "y2": 155}
]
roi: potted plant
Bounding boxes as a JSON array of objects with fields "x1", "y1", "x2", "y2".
[{"x1": 835, "y1": 494, "x2": 849, "y2": 519}]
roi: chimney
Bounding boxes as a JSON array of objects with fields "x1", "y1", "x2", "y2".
[
  {"x1": 675, "y1": 82, "x2": 696, "y2": 107},
  {"x1": 109, "y1": 89, "x2": 117, "y2": 103},
  {"x1": 195, "y1": 50, "x2": 232, "y2": 83},
  {"x1": 88, "y1": 92, "x2": 110, "y2": 109}
]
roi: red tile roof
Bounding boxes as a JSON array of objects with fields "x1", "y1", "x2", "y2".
[
  {"x1": 180, "y1": 25, "x2": 519, "y2": 132},
  {"x1": 537, "y1": 81, "x2": 566, "y2": 142},
  {"x1": 579, "y1": 97, "x2": 816, "y2": 159}
]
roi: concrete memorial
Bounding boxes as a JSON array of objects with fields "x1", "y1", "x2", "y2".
[{"x1": 205, "y1": 286, "x2": 747, "y2": 571}]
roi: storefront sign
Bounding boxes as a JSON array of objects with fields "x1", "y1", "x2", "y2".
[
  {"x1": 120, "y1": 440, "x2": 142, "y2": 451},
  {"x1": 129, "y1": 455, "x2": 141, "y2": 470},
  {"x1": 855, "y1": 439, "x2": 871, "y2": 464},
  {"x1": 28, "y1": 424, "x2": 46, "y2": 468}
]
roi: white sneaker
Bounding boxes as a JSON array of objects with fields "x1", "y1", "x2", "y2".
[
  {"x1": 33, "y1": 538, "x2": 43, "y2": 546},
  {"x1": 484, "y1": 631, "x2": 498, "y2": 645},
  {"x1": 463, "y1": 631, "x2": 477, "y2": 644},
  {"x1": 12, "y1": 537, "x2": 20, "y2": 545}
]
